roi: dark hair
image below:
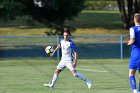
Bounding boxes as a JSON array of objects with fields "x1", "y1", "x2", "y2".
[
  {"x1": 63, "y1": 30, "x2": 71, "y2": 35},
  {"x1": 134, "y1": 13, "x2": 140, "y2": 23}
]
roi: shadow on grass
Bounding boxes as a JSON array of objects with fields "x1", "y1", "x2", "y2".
[
  {"x1": 66, "y1": 12, "x2": 123, "y2": 29},
  {"x1": 0, "y1": 11, "x2": 123, "y2": 30}
]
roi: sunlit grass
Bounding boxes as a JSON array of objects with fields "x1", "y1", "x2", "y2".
[
  {"x1": 0, "y1": 27, "x2": 50, "y2": 36},
  {"x1": 0, "y1": 11, "x2": 128, "y2": 36},
  {"x1": 0, "y1": 58, "x2": 132, "y2": 93}
]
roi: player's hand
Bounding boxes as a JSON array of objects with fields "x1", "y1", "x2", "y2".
[
  {"x1": 50, "y1": 52, "x2": 54, "y2": 57},
  {"x1": 127, "y1": 40, "x2": 131, "y2": 45},
  {"x1": 127, "y1": 38, "x2": 135, "y2": 45}
]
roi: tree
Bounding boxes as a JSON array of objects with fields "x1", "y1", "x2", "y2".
[
  {"x1": 0, "y1": 0, "x2": 25, "y2": 21},
  {"x1": 117, "y1": 0, "x2": 140, "y2": 29},
  {"x1": 19, "y1": 0, "x2": 86, "y2": 35},
  {"x1": 0, "y1": 0, "x2": 85, "y2": 35}
]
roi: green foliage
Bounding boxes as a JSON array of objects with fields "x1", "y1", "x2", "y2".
[
  {"x1": 117, "y1": 0, "x2": 140, "y2": 28},
  {"x1": 18, "y1": 0, "x2": 86, "y2": 35},
  {"x1": 0, "y1": 0, "x2": 86, "y2": 35},
  {"x1": 0, "y1": 0, "x2": 25, "y2": 21}
]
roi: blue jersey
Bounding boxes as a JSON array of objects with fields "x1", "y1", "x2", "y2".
[
  {"x1": 60, "y1": 40, "x2": 77, "y2": 61},
  {"x1": 129, "y1": 26, "x2": 140, "y2": 70},
  {"x1": 132, "y1": 26, "x2": 140, "y2": 47}
]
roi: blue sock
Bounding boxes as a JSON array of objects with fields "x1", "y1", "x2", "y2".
[
  {"x1": 129, "y1": 76, "x2": 136, "y2": 90},
  {"x1": 74, "y1": 73, "x2": 87, "y2": 81},
  {"x1": 138, "y1": 82, "x2": 140, "y2": 92}
]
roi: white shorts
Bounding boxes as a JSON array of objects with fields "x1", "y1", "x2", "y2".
[{"x1": 57, "y1": 60, "x2": 75, "y2": 71}]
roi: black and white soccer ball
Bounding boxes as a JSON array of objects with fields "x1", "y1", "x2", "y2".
[{"x1": 45, "y1": 46, "x2": 54, "y2": 54}]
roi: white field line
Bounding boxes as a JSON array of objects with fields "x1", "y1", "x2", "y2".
[{"x1": 77, "y1": 68, "x2": 109, "y2": 73}]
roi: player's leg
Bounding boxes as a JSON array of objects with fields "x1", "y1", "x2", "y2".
[
  {"x1": 66, "y1": 62, "x2": 92, "y2": 89},
  {"x1": 72, "y1": 70, "x2": 92, "y2": 89},
  {"x1": 129, "y1": 69, "x2": 137, "y2": 93},
  {"x1": 137, "y1": 48, "x2": 140, "y2": 93},
  {"x1": 44, "y1": 69, "x2": 61, "y2": 89},
  {"x1": 137, "y1": 60, "x2": 140, "y2": 93},
  {"x1": 138, "y1": 70, "x2": 140, "y2": 93},
  {"x1": 129, "y1": 47, "x2": 139, "y2": 93},
  {"x1": 44, "y1": 60, "x2": 65, "y2": 89},
  {"x1": 72, "y1": 70, "x2": 87, "y2": 81}
]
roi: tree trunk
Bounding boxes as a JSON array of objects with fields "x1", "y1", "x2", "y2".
[
  {"x1": 134, "y1": 0, "x2": 139, "y2": 13},
  {"x1": 127, "y1": 0, "x2": 133, "y2": 27},
  {"x1": 117, "y1": 0, "x2": 128, "y2": 28}
]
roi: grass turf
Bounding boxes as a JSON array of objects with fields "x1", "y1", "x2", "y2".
[
  {"x1": 0, "y1": 58, "x2": 133, "y2": 93},
  {"x1": 0, "y1": 11, "x2": 128, "y2": 36}
]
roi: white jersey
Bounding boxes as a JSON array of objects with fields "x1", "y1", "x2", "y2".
[{"x1": 60, "y1": 40, "x2": 77, "y2": 61}]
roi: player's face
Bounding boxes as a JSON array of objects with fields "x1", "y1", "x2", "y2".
[{"x1": 63, "y1": 32, "x2": 70, "y2": 41}]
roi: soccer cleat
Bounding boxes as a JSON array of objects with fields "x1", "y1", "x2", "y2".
[
  {"x1": 44, "y1": 83, "x2": 54, "y2": 90},
  {"x1": 86, "y1": 80, "x2": 92, "y2": 89}
]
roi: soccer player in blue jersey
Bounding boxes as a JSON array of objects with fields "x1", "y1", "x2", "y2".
[
  {"x1": 128, "y1": 13, "x2": 140, "y2": 93},
  {"x1": 44, "y1": 30, "x2": 92, "y2": 89}
]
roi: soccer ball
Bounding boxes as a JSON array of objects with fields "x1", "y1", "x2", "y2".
[{"x1": 45, "y1": 46, "x2": 54, "y2": 54}]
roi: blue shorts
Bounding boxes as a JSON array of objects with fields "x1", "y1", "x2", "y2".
[{"x1": 129, "y1": 46, "x2": 140, "y2": 70}]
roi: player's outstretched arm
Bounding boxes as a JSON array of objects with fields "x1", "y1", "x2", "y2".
[
  {"x1": 50, "y1": 44, "x2": 61, "y2": 57},
  {"x1": 127, "y1": 38, "x2": 135, "y2": 45},
  {"x1": 73, "y1": 52, "x2": 78, "y2": 68}
]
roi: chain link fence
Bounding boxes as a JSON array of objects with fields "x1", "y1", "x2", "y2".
[{"x1": 0, "y1": 35, "x2": 130, "y2": 59}]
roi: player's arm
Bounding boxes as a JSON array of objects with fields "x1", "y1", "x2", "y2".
[
  {"x1": 71, "y1": 41, "x2": 77, "y2": 67},
  {"x1": 128, "y1": 38, "x2": 135, "y2": 45},
  {"x1": 127, "y1": 28, "x2": 135, "y2": 45},
  {"x1": 50, "y1": 44, "x2": 61, "y2": 57},
  {"x1": 73, "y1": 51, "x2": 78, "y2": 68}
]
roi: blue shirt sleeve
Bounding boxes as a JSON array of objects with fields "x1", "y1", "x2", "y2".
[{"x1": 70, "y1": 40, "x2": 77, "y2": 52}]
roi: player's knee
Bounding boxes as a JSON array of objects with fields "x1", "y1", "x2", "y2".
[
  {"x1": 73, "y1": 73, "x2": 78, "y2": 77},
  {"x1": 54, "y1": 69, "x2": 61, "y2": 74}
]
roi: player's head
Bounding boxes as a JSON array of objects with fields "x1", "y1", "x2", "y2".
[
  {"x1": 63, "y1": 30, "x2": 71, "y2": 41},
  {"x1": 134, "y1": 13, "x2": 140, "y2": 24}
]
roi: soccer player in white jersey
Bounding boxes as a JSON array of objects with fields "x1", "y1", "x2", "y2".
[
  {"x1": 44, "y1": 30, "x2": 92, "y2": 89},
  {"x1": 128, "y1": 13, "x2": 140, "y2": 93}
]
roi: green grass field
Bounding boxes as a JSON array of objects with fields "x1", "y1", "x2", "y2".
[
  {"x1": 0, "y1": 11, "x2": 128, "y2": 36},
  {"x1": 0, "y1": 58, "x2": 133, "y2": 93}
]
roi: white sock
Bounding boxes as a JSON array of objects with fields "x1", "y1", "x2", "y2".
[
  {"x1": 74, "y1": 73, "x2": 88, "y2": 81},
  {"x1": 133, "y1": 89, "x2": 137, "y2": 93},
  {"x1": 51, "y1": 74, "x2": 58, "y2": 87}
]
